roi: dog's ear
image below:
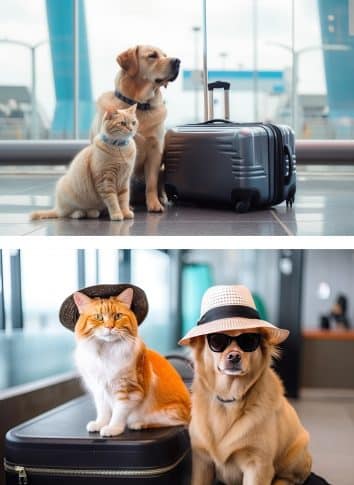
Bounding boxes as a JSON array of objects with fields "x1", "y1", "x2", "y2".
[
  {"x1": 188, "y1": 336, "x2": 205, "y2": 356},
  {"x1": 117, "y1": 46, "x2": 140, "y2": 77}
]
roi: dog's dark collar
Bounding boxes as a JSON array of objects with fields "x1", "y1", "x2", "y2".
[
  {"x1": 114, "y1": 90, "x2": 151, "y2": 111},
  {"x1": 99, "y1": 133, "x2": 130, "y2": 147},
  {"x1": 216, "y1": 395, "x2": 237, "y2": 404}
]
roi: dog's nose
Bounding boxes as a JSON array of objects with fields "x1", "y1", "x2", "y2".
[
  {"x1": 227, "y1": 351, "x2": 241, "y2": 364},
  {"x1": 171, "y1": 58, "x2": 181, "y2": 69}
]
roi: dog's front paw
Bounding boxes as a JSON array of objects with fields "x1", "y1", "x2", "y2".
[
  {"x1": 147, "y1": 196, "x2": 164, "y2": 213},
  {"x1": 123, "y1": 209, "x2": 134, "y2": 219},
  {"x1": 109, "y1": 211, "x2": 124, "y2": 221},
  {"x1": 100, "y1": 424, "x2": 125, "y2": 437},
  {"x1": 86, "y1": 420, "x2": 107, "y2": 432}
]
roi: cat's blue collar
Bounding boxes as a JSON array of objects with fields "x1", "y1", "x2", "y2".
[{"x1": 99, "y1": 133, "x2": 131, "y2": 147}]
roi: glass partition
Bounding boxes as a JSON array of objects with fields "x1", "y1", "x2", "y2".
[{"x1": 1, "y1": 0, "x2": 354, "y2": 142}]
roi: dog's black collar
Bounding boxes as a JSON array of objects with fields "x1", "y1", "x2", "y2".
[
  {"x1": 216, "y1": 395, "x2": 237, "y2": 404},
  {"x1": 114, "y1": 90, "x2": 151, "y2": 111}
]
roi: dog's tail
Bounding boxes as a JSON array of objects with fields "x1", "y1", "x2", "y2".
[{"x1": 30, "y1": 209, "x2": 59, "y2": 220}]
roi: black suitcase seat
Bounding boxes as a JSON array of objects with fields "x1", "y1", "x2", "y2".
[{"x1": 4, "y1": 395, "x2": 191, "y2": 484}]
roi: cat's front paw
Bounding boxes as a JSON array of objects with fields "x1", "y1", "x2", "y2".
[
  {"x1": 100, "y1": 424, "x2": 125, "y2": 437},
  {"x1": 123, "y1": 209, "x2": 134, "y2": 220},
  {"x1": 86, "y1": 420, "x2": 107, "y2": 432},
  {"x1": 109, "y1": 211, "x2": 124, "y2": 221},
  {"x1": 70, "y1": 210, "x2": 86, "y2": 219}
]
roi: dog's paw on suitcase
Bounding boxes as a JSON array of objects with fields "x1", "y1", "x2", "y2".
[{"x1": 100, "y1": 424, "x2": 125, "y2": 437}]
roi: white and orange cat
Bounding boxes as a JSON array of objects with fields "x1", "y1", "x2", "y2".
[
  {"x1": 73, "y1": 288, "x2": 191, "y2": 437},
  {"x1": 31, "y1": 105, "x2": 138, "y2": 221}
]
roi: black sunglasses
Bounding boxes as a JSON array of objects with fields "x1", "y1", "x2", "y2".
[{"x1": 207, "y1": 332, "x2": 261, "y2": 353}]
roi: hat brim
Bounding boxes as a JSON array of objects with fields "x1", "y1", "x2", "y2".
[
  {"x1": 178, "y1": 317, "x2": 289, "y2": 346},
  {"x1": 59, "y1": 284, "x2": 148, "y2": 332}
]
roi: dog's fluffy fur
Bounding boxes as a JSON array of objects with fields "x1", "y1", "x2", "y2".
[
  {"x1": 91, "y1": 45, "x2": 180, "y2": 213},
  {"x1": 188, "y1": 330, "x2": 312, "y2": 485}
]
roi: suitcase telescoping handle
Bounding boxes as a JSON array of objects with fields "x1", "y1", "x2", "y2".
[{"x1": 208, "y1": 81, "x2": 230, "y2": 121}]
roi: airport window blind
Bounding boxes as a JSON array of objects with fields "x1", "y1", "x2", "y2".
[{"x1": 1, "y1": 0, "x2": 354, "y2": 146}]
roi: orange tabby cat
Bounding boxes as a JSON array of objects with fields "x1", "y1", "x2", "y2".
[
  {"x1": 73, "y1": 287, "x2": 191, "y2": 437},
  {"x1": 31, "y1": 105, "x2": 138, "y2": 221}
]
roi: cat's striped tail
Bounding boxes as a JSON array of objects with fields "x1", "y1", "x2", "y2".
[{"x1": 30, "y1": 209, "x2": 59, "y2": 220}]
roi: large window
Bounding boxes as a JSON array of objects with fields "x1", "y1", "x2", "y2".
[
  {"x1": 0, "y1": 249, "x2": 177, "y2": 390},
  {"x1": 1, "y1": 0, "x2": 353, "y2": 141}
]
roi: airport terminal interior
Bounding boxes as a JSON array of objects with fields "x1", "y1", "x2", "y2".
[
  {"x1": 1, "y1": 0, "x2": 354, "y2": 236},
  {"x1": 0, "y1": 248, "x2": 354, "y2": 484}
]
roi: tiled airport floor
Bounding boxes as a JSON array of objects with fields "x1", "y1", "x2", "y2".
[
  {"x1": 293, "y1": 389, "x2": 354, "y2": 485},
  {"x1": 0, "y1": 165, "x2": 354, "y2": 236}
]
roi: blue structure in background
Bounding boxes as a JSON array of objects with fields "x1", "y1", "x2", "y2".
[
  {"x1": 318, "y1": 0, "x2": 354, "y2": 124},
  {"x1": 183, "y1": 70, "x2": 284, "y2": 94},
  {"x1": 46, "y1": 0, "x2": 94, "y2": 138}
]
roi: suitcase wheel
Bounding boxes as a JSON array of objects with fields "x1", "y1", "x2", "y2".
[
  {"x1": 286, "y1": 194, "x2": 295, "y2": 208},
  {"x1": 165, "y1": 184, "x2": 179, "y2": 202},
  {"x1": 234, "y1": 200, "x2": 251, "y2": 213}
]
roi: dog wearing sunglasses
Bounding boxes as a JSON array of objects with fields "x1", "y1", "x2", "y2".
[{"x1": 187, "y1": 328, "x2": 312, "y2": 485}]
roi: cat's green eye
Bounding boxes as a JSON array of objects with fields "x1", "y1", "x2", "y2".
[
  {"x1": 114, "y1": 313, "x2": 123, "y2": 320},
  {"x1": 121, "y1": 121, "x2": 127, "y2": 126},
  {"x1": 95, "y1": 314, "x2": 104, "y2": 321},
  {"x1": 132, "y1": 121, "x2": 136, "y2": 126}
]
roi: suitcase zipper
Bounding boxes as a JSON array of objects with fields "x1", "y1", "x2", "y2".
[{"x1": 4, "y1": 451, "x2": 189, "y2": 481}]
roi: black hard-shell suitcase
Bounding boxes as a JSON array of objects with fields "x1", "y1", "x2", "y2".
[
  {"x1": 4, "y1": 395, "x2": 191, "y2": 484},
  {"x1": 164, "y1": 81, "x2": 296, "y2": 213}
]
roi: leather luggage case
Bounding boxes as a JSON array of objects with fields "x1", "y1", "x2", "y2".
[
  {"x1": 4, "y1": 395, "x2": 191, "y2": 484},
  {"x1": 164, "y1": 82, "x2": 296, "y2": 213}
]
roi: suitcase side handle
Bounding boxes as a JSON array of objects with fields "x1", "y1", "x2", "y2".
[{"x1": 284, "y1": 144, "x2": 294, "y2": 184}]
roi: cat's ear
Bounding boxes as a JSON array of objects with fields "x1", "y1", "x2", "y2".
[
  {"x1": 103, "y1": 111, "x2": 113, "y2": 121},
  {"x1": 116, "y1": 288, "x2": 134, "y2": 309},
  {"x1": 73, "y1": 292, "x2": 92, "y2": 313},
  {"x1": 116, "y1": 46, "x2": 139, "y2": 77},
  {"x1": 127, "y1": 104, "x2": 137, "y2": 114}
]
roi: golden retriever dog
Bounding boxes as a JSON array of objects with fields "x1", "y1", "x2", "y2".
[
  {"x1": 186, "y1": 329, "x2": 312, "y2": 485},
  {"x1": 91, "y1": 45, "x2": 180, "y2": 212}
]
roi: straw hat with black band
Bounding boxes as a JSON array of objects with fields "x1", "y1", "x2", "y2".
[
  {"x1": 179, "y1": 285, "x2": 289, "y2": 346},
  {"x1": 59, "y1": 284, "x2": 148, "y2": 332}
]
